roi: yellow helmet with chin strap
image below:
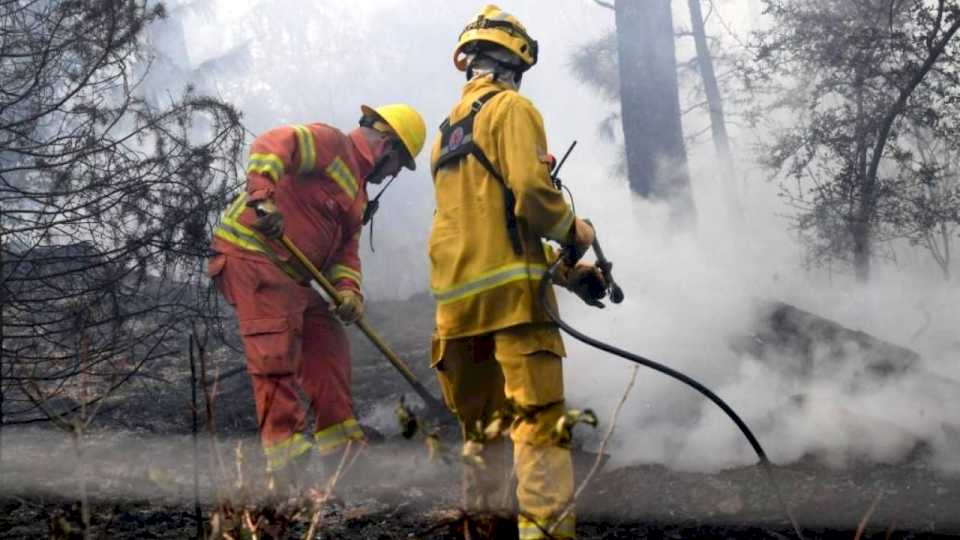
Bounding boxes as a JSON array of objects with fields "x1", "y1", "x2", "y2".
[
  {"x1": 454, "y1": 4, "x2": 538, "y2": 72},
  {"x1": 359, "y1": 103, "x2": 426, "y2": 171}
]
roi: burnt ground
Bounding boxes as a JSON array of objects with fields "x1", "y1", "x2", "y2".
[{"x1": 1, "y1": 293, "x2": 959, "y2": 538}]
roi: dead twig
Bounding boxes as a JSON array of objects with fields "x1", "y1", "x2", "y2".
[
  {"x1": 189, "y1": 334, "x2": 202, "y2": 540},
  {"x1": 549, "y1": 365, "x2": 639, "y2": 535},
  {"x1": 196, "y1": 333, "x2": 230, "y2": 505},
  {"x1": 303, "y1": 440, "x2": 365, "y2": 539},
  {"x1": 854, "y1": 491, "x2": 884, "y2": 540},
  {"x1": 884, "y1": 519, "x2": 897, "y2": 540}
]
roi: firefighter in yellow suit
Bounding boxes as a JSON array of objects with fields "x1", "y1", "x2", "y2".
[{"x1": 429, "y1": 5, "x2": 606, "y2": 539}]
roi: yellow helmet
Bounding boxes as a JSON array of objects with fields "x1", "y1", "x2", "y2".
[
  {"x1": 454, "y1": 4, "x2": 538, "y2": 72},
  {"x1": 360, "y1": 103, "x2": 426, "y2": 171}
]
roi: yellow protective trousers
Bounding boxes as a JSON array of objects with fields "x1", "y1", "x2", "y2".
[{"x1": 432, "y1": 323, "x2": 576, "y2": 540}]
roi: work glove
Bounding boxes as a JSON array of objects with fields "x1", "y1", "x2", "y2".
[
  {"x1": 562, "y1": 217, "x2": 596, "y2": 265},
  {"x1": 249, "y1": 199, "x2": 285, "y2": 240},
  {"x1": 334, "y1": 289, "x2": 364, "y2": 324},
  {"x1": 565, "y1": 262, "x2": 607, "y2": 309},
  {"x1": 571, "y1": 217, "x2": 595, "y2": 248}
]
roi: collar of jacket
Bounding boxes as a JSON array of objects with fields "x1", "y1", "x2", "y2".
[
  {"x1": 461, "y1": 73, "x2": 514, "y2": 99},
  {"x1": 347, "y1": 128, "x2": 376, "y2": 180}
]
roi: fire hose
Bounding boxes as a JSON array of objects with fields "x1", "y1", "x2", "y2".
[{"x1": 544, "y1": 143, "x2": 805, "y2": 540}]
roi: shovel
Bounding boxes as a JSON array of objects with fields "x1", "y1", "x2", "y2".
[{"x1": 277, "y1": 235, "x2": 451, "y2": 423}]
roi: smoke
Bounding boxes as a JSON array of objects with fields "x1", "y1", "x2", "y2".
[
  {"x1": 559, "y1": 152, "x2": 960, "y2": 474},
  {"x1": 0, "y1": 426, "x2": 451, "y2": 504}
]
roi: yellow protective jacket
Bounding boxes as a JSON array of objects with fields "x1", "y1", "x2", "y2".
[{"x1": 429, "y1": 76, "x2": 575, "y2": 338}]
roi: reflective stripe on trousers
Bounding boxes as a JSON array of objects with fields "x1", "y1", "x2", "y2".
[
  {"x1": 263, "y1": 415, "x2": 364, "y2": 471},
  {"x1": 263, "y1": 432, "x2": 313, "y2": 472},
  {"x1": 518, "y1": 513, "x2": 576, "y2": 540},
  {"x1": 314, "y1": 417, "x2": 365, "y2": 454}
]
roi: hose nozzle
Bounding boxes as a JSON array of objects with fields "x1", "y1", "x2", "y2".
[{"x1": 583, "y1": 219, "x2": 624, "y2": 304}]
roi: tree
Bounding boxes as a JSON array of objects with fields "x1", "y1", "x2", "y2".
[
  {"x1": 751, "y1": 0, "x2": 960, "y2": 280},
  {"x1": 687, "y1": 0, "x2": 741, "y2": 215},
  {"x1": 577, "y1": 1, "x2": 750, "y2": 220},
  {"x1": 615, "y1": 0, "x2": 695, "y2": 216},
  {"x1": 895, "y1": 125, "x2": 960, "y2": 280},
  {"x1": 578, "y1": 1, "x2": 695, "y2": 218},
  {"x1": 688, "y1": 0, "x2": 734, "y2": 165},
  {"x1": 0, "y1": 0, "x2": 245, "y2": 424}
]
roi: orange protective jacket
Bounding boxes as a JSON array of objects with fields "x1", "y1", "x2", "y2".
[{"x1": 212, "y1": 124, "x2": 375, "y2": 294}]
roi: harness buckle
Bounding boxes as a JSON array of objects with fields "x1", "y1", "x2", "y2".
[{"x1": 471, "y1": 99, "x2": 484, "y2": 113}]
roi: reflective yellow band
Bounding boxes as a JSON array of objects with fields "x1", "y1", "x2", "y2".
[
  {"x1": 214, "y1": 193, "x2": 303, "y2": 280},
  {"x1": 224, "y1": 191, "x2": 249, "y2": 219},
  {"x1": 292, "y1": 125, "x2": 316, "y2": 174},
  {"x1": 432, "y1": 263, "x2": 547, "y2": 305},
  {"x1": 325, "y1": 156, "x2": 358, "y2": 199},
  {"x1": 327, "y1": 264, "x2": 362, "y2": 287},
  {"x1": 263, "y1": 433, "x2": 313, "y2": 472},
  {"x1": 517, "y1": 514, "x2": 575, "y2": 540},
  {"x1": 545, "y1": 208, "x2": 575, "y2": 243},
  {"x1": 313, "y1": 417, "x2": 364, "y2": 454},
  {"x1": 213, "y1": 223, "x2": 266, "y2": 254},
  {"x1": 215, "y1": 193, "x2": 267, "y2": 254},
  {"x1": 247, "y1": 153, "x2": 285, "y2": 183}
]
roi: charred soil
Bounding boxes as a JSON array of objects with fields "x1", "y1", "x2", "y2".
[{"x1": 1, "y1": 294, "x2": 958, "y2": 538}]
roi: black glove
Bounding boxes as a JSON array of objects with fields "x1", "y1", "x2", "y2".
[
  {"x1": 249, "y1": 200, "x2": 284, "y2": 240},
  {"x1": 567, "y1": 263, "x2": 607, "y2": 309}
]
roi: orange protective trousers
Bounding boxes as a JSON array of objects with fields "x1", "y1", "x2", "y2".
[{"x1": 209, "y1": 253, "x2": 361, "y2": 470}]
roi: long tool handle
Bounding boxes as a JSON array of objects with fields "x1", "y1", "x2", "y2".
[{"x1": 279, "y1": 235, "x2": 448, "y2": 419}]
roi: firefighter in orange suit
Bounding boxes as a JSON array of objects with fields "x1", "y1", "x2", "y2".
[
  {"x1": 429, "y1": 5, "x2": 606, "y2": 539},
  {"x1": 208, "y1": 104, "x2": 426, "y2": 489}
]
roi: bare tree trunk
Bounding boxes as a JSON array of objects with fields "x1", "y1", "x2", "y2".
[
  {"x1": 853, "y1": 68, "x2": 871, "y2": 281},
  {"x1": 688, "y1": 0, "x2": 732, "y2": 161},
  {"x1": 615, "y1": 0, "x2": 695, "y2": 219},
  {"x1": 688, "y1": 0, "x2": 739, "y2": 214},
  {"x1": 940, "y1": 222, "x2": 952, "y2": 281},
  {"x1": 930, "y1": 221, "x2": 953, "y2": 281},
  {"x1": 189, "y1": 334, "x2": 203, "y2": 540}
]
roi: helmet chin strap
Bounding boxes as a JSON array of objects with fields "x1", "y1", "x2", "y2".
[
  {"x1": 363, "y1": 173, "x2": 396, "y2": 226},
  {"x1": 361, "y1": 134, "x2": 406, "y2": 251},
  {"x1": 362, "y1": 172, "x2": 397, "y2": 253}
]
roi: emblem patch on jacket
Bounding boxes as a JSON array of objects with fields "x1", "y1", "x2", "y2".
[{"x1": 448, "y1": 126, "x2": 466, "y2": 151}]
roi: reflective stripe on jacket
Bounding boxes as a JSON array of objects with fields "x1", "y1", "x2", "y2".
[
  {"x1": 429, "y1": 76, "x2": 574, "y2": 338},
  {"x1": 212, "y1": 124, "x2": 372, "y2": 294}
]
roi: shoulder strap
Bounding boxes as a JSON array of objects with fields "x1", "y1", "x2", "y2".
[
  {"x1": 433, "y1": 91, "x2": 503, "y2": 175},
  {"x1": 432, "y1": 91, "x2": 522, "y2": 254}
]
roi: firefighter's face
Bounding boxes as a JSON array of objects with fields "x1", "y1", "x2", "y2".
[{"x1": 366, "y1": 136, "x2": 403, "y2": 184}]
